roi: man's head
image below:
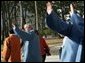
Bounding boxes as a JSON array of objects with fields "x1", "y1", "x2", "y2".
[
  {"x1": 24, "y1": 24, "x2": 33, "y2": 32},
  {"x1": 46, "y1": 1, "x2": 53, "y2": 8}
]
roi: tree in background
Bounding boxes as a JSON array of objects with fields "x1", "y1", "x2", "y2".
[{"x1": 1, "y1": 1, "x2": 84, "y2": 43}]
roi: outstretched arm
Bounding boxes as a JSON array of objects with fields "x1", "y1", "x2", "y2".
[
  {"x1": 70, "y1": 4, "x2": 84, "y2": 36},
  {"x1": 46, "y1": 2, "x2": 72, "y2": 36},
  {"x1": 12, "y1": 23, "x2": 32, "y2": 41}
]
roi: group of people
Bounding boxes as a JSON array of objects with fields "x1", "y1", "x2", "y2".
[
  {"x1": 2, "y1": 1, "x2": 84, "y2": 62},
  {"x1": 46, "y1": 2, "x2": 84, "y2": 62},
  {"x1": 2, "y1": 23, "x2": 51, "y2": 62}
]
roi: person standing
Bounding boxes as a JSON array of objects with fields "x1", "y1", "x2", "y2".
[
  {"x1": 2, "y1": 29, "x2": 21, "y2": 62},
  {"x1": 46, "y1": 2, "x2": 84, "y2": 62},
  {"x1": 12, "y1": 23, "x2": 42, "y2": 62},
  {"x1": 35, "y1": 30, "x2": 51, "y2": 62}
]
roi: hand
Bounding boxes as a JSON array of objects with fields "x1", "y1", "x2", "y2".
[
  {"x1": 46, "y1": 2, "x2": 53, "y2": 15},
  {"x1": 69, "y1": 4, "x2": 75, "y2": 16},
  {"x1": 12, "y1": 22, "x2": 15, "y2": 28},
  {"x1": 12, "y1": 20, "x2": 16, "y2": 29},
  {"x1": 70, "y1": 4, "x2": 74, "y2": 13}
]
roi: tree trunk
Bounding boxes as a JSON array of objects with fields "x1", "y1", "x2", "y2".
[
  {"x1": 35, "y1": 1, "x2": 38, "y2": 30},
  {"x1": 2, "y1": 1, "x2": 6, "y2": 43},
  {"x1": 19, "y1": 1, "x2": 23, "y2": 28}
]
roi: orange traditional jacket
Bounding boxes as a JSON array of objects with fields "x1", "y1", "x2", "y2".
[
  {"x1": 40, "y1": 37, "x2": 50, "y2": 55},
  {"x1": 2, "y1": 34, "x2": 21, "y2": 62}
]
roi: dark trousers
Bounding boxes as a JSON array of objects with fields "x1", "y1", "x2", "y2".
[
  {"x1": 42, "y1": 54, "x2": 46, "y2": 62},
  {"x1": 59, "y1": 47, "x2": 62, "y2": 59}
]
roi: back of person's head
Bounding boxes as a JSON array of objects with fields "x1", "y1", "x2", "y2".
[
  {"x1": 34, "y1": 30, "x2": 39, "y2": 35},
  {"x1": 34, "y1": 30, "x2": 42, "y2": 38},
  {"x1": 24, "y1": 24, "x2": 33, "y2": 28},
  {"x1": 9, "y1": 29, "x2": 14, "y2": 34},
  {"x1": 24, "y1": 23, "x2": 33, "y2": 32}
]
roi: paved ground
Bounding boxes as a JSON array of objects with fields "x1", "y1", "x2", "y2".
[
  {"x1": 45, "y1": 55, "x2": 61, "y2": 62},
  {"x1": 1, "y1": 37, "x2": 63, "y2": 62},
  {"x1": 45, "y1": 40, "x2": 62, "y2": 62}
]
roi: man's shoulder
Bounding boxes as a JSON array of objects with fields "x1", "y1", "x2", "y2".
[
  {"x1": 9, "y1": 34, "x2": 20, "y2": 39},
  {"x1": 3, "y1": 37, "x2": 10, "y2": 45}
]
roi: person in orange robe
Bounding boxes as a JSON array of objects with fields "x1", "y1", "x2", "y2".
[
  {"x1": 34, "y1": 30, "x2": 51, "y2": 62},
  {"x1": 2, "y1": 29, "x2": 21, "y2": 62}
]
